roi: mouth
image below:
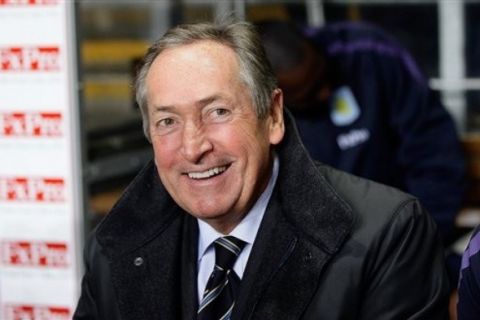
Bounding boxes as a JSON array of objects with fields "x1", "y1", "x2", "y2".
[{"x1": 187, "y1": 165, "x2": 229, "y2": 180}]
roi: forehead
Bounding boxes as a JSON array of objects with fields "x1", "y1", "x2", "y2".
[
  {"x1": 145, "y1": 40, "x2": 244, "y2": 106},
  {"x1": 148, "y1": 40, "x2": 240, "y2": 84}
]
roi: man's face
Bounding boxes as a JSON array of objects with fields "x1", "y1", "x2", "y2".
[{"x1": 145, "y1": 40, "x2": 284, "y2": 233}]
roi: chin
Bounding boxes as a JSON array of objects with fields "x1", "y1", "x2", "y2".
[{"x1": 186, "y1": 201, "x2": 231, "y2": 220}]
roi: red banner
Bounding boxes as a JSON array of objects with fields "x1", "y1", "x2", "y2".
[
  {"x1": 0, "y1": 47, "x2": 60, "y2": 71},
  {"x1": 4, "y1": 304, "x2": 70, "y2": 320},
  {"x1": 0, "y1": 0, "x2": 58, "y2": 6},
  {"x1": 0, "y1": 177, "x2": 65, "y2": 202},
  {"x1": 1, "y1": 241, "x2": 69, "y2": 268},
  {"x1": 0, "y1": 112, "x2": 63, "y2": 137}
]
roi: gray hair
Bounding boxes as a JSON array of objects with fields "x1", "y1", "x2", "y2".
[{"x1": 134, "y1": 20, "x2": 278, "y2": 141}]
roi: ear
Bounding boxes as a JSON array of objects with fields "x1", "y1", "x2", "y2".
[{"x1": 268, "y1": 88, "x2": 285, "y2": 145}]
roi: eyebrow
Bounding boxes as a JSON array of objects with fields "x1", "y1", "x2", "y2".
[
  {"x1": 195, "y1": 94, "x2": 227, "y2": 108},
  {"x1": 152, "y1": 94, "x2": 228, "y2": 113},
  {"x1": 152, "y1": 105, "x2": 174, "y2": 113}
]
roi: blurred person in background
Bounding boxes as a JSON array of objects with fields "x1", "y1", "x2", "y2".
[{"x1": 257, "y1": 20, "x2": 466, "y2": 245}]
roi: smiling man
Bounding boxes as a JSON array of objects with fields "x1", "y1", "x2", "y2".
[{"x1": 74, "y1": 21, "x2": 450, "y2": 320}]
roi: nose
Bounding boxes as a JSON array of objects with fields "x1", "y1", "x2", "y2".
[{"x1": 180, "y1": 122, "x2": 213, "y2": 163}]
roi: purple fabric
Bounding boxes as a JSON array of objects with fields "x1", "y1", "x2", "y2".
[
  {"x1": 303, "y1": 22, "x2": 425, "y2": 85},
  {"x1": 326, "y1": 39, "x2": 424, "y2": 85},
  {"x1": 461, "y1": 230, "x2": 480, "y2": 270}
]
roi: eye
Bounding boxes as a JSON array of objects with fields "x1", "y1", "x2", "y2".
[
  {"x1": 206, "y1": 107, "x2": 232, "y2": 124},
  {"x1": 157, "y1": 118, "x2": 175, "y2": 127},
  {"x1": 213, "y1": 108, "x2": 229, "y2": 116},
  {"x1": 152, "y1": 117, "x2": 178, "y2": 135},
  {"x1": 209, "y1": 108, "x2": 232, "y2": 119}
]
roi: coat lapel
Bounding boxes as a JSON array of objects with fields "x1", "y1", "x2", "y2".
[
  {"x1": 181, "y1": 214, "x2": 200, "y2": 320},
  {"x1": 232, "y1": 191, "x2": 299, "y2": 320},
  {"x1": 233, "y1": 189, "x2": 345, "y2": 320}
]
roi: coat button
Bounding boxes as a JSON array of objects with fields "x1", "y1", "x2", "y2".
[
  {"x1": 134, "y1": 257, "x2": 144, "y2": 266},
  {"x1": 303, "y1": 252, "x2": 313, "y2": 263}
]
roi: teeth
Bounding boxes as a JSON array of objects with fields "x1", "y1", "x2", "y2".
[{"x1": 188, "y1": 166, "x2": 227, "y2": 180}]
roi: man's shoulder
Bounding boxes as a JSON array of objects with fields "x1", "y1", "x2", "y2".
[
  {"x1": 319, "y1": 163, "x2": 414, "y2": 207},
  {"x1": 316, "y1": 163, "x2": 423, "y2": 239}
]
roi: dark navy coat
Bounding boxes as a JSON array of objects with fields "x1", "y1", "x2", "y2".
[{"x1": 293, "y1": 22, "x2": 465, "y2": 241}]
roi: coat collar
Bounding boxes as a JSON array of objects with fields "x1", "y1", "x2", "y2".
[
  {"x1": 95, "y1": 110, "x2": 353, "y2": 319},
  {"x1": 232, "y1": 111, "x2": 354, "y2": 319},
  {"x1": 276, "y1": 110, "x2": 353, "y2": 255}
]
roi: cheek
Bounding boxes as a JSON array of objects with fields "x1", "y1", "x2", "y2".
[
  {"x1": 232, "y1": 127, "x2": 271, "y2": 168},
  {"x1": 211, "y1": 125, "x2": 259, "y2": 153},
  {"x1": 152, "y1": 136, "x2": 179, "y2": 168}
]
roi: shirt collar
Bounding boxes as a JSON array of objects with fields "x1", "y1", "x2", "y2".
[{"x1": 197, "y1": 154, "x2": 280, "y2": 261}]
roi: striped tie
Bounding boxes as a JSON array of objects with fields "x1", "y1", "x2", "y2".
[{"x1": 198, "y1": 236, "x2": 246, "y2": 320}]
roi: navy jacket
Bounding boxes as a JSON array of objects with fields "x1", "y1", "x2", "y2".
[{"x1": 293, "y1": 22, "x2": 465, "y2": 241}]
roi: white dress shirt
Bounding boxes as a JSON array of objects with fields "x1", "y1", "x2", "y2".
[{"x1": 196, "y1": 155, "x2": 279, "y2": 302}]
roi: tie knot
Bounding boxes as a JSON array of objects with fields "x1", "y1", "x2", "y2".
[{"x1": 213, "y1": 236, "x2": 246, "y2": 271}]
